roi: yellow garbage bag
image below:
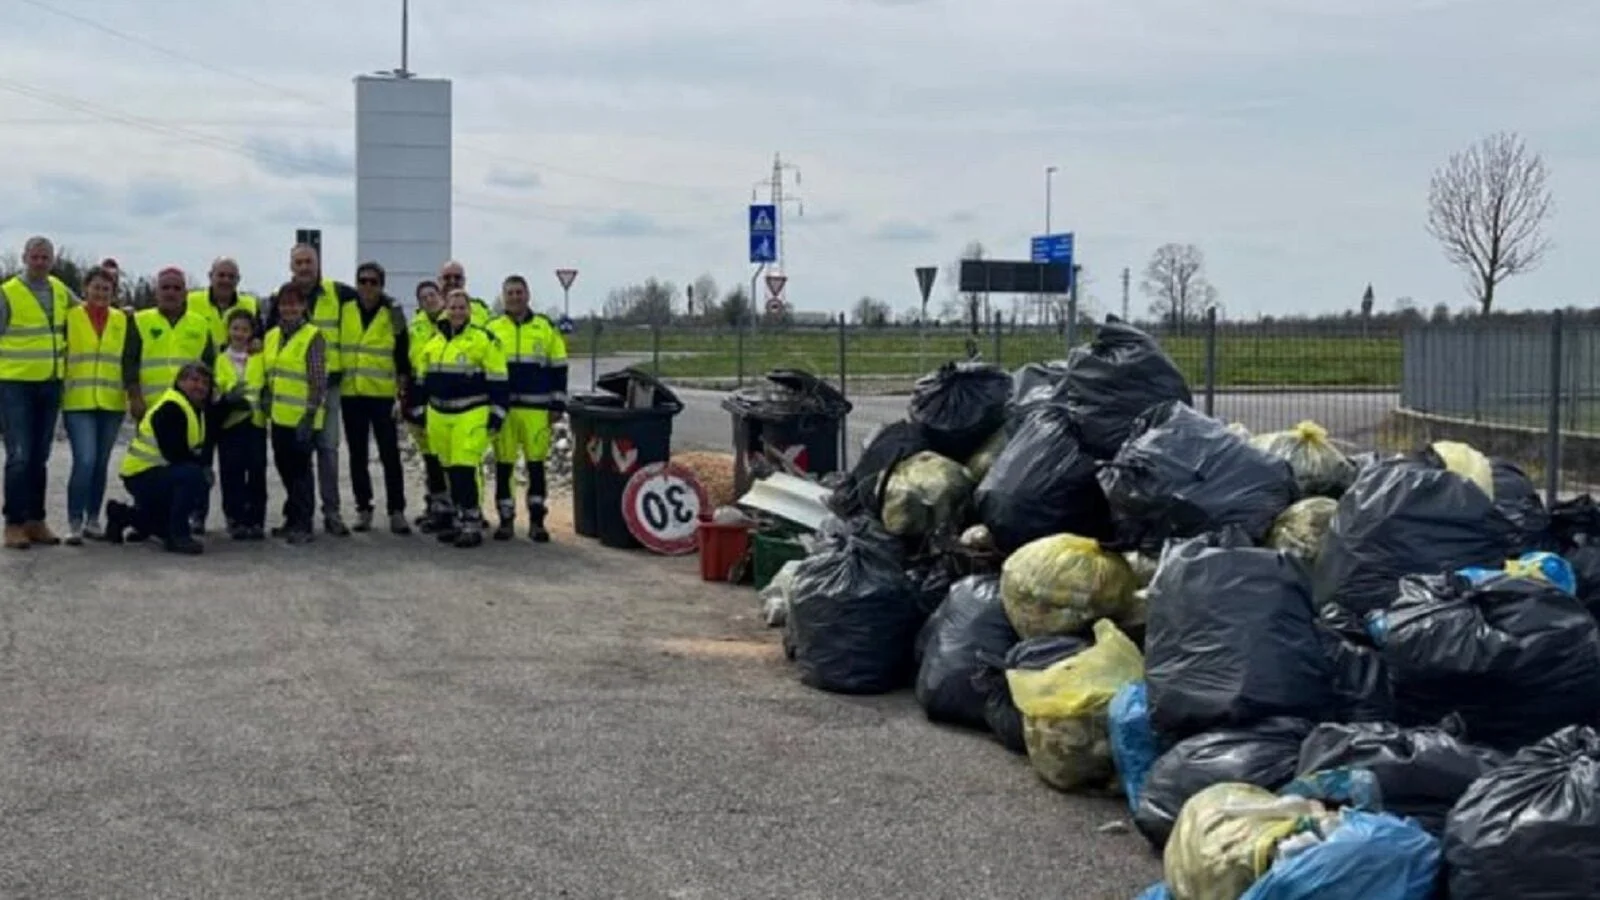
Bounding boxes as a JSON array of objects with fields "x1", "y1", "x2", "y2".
[
  {"x1": 1001, "y1": 534, "x2": 1139, "y2": 638},
  {"x1": 1429, "y1": 440, "x2": 1494, "y2": 498},
  {"x1": 1165, "y1": 783, "x2": 1328, "y2": 900},
  {"x1": 880, "y1": 450, "x2": 975, "y2": 537},
  {"x1": 964, "y1": 428, "x2": 1007, "y2": 481},
  {"x1": 1006, "y1": 619, "x2": 1143, "y2": 792},
  {"x1": 1249, "y1": 420, "x2": 1356, "y2": 497},
  {"x1": 1265, "y1": 496, "x2": 1339, "y2": 565}
]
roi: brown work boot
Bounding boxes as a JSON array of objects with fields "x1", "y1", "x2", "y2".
[
  {"x1": 23, "y1": 521, "x2": 60, "y2": 546},
  {"x1": 4, "y1": 524, "x2": 30, "y2": 549}
]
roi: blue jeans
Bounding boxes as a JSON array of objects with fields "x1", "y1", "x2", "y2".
[
  {"x1": 64, "y1": 409, "x2": 124, "y2": 526},
  {"x1": 0, "y1": 379, "x2": 62, "y2": 526}
]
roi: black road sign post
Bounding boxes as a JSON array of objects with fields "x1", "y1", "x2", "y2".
[{"x1": 915, "y1": 266, "x2": 938, "y2": 371}]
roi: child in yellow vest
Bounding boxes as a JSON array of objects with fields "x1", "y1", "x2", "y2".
[{"x1": 213, "y1": 308, "x2": 268, "y2": 539}]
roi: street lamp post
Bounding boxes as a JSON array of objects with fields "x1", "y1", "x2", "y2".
[{"x1": 1045, "y1": 165, "x2": 1058, "y2": 232}]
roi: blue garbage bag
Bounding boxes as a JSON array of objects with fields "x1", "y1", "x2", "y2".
[
  {"x1": 1239, "y1": 810, "x2": 1439, "y2": 900},
  {"x1": 1458, "y1": 550, "x2": 1576, "y2": 596},
  {"x1": 1109, "y1": 681, "x2": 1160, "y2": 814},
  {"x1": 1134, "y1": 884, "x2": 1172, "y2": 900}
]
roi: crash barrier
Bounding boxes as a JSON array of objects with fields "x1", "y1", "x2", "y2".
[{"x1": 700, "y1": 317, "x2": 1600, "y2": 899}]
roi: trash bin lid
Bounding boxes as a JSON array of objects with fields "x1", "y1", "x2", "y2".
[
  {"x1": 572, "y1": 367, "x2": 684, "y2": 418},
  {"x1": 720, "y1": 368, "x2": 853, "y2": 419},
  {"x1": 765, "y1": 368, "x2": 853, "y2": 415}
]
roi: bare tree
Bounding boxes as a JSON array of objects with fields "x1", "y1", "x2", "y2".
[
  {"x1": 1141, "y1": 243, "x2": 1217, "y2": 334},
  {"x1": 941, "y1": 240, "x2": 986, "y2": 333},
  {"x1": 687, "y1": 273, "x2": 719, "y2": 318},
  {"x1": 1426, "y1": 131, "x2": 1553, "y2": 314},
  {"x1": 852, "y1": 295, "x2": 892, "y2": 327}
]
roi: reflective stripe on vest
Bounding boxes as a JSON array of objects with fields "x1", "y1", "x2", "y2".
[
  {"x1": 308, "y1": 279, "x2": 344, "y2": 374},
  {"x1": 0, "y1": 276, "x2": 68, "y2": 381},
  {"x1": 487, "y1": 313, "x2": 565, "y2": 410},
  {"x1": 421, "y1": 327, "x2": 506, "y2": 416},
  {"x1": 187, "y1": 289, "x2": 259, "y2": 348},
  {"x1": 215, "y1": 350, "x2": 266, "y2": 429},
  {"x1": 263, "y1": 324, "x2": 325, "y2": 429},
  {"x1": 338, "y1": 302, "x2": 397, "y2": 398},
  {"x1": 134, "y1": 309, "x2": 210, "y2": 403},
  {"x1": 63, "y1": 305, "x2": 128, "y2": 412},
  {"x1": 119, "y1": 387, "x2": 203, "y2": 479}
]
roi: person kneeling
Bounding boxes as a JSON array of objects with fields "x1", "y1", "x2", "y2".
[{"x1": 106, "y1": 363, "x2": 235, "y2": 554}]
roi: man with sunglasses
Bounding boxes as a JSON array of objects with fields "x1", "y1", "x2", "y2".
[
  {"x1": 438, "y1": 260, "x2": 493, "y2": 326},
  {"x1": 339, "y1": 261, "x2": 412, "y2": 534}
]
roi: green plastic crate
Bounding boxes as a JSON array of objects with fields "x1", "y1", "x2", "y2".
[{"x1": 752, "y1": 531, "x2": 808, "y2": 591}]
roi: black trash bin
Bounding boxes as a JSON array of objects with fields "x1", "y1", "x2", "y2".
[
  {"x1": 567, "y1": 368, "x2": 684, "y2": 548},
  {"x1": 723, "y1": 368, "x2": 853, "y2": 498}
]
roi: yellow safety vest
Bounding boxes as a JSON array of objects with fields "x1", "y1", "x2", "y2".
[
  {"x1": 487, "y1": 312, "x2": 567, "y2": 409},
  {"x1": 0, "y1": 275, "x2": 69, "y2": 381},
  {"x1": 134, "y1": 309, "x2": 211, "y2": 404},
  {"x1": 306, "y1": 279, "x2": 344, "y2": 375},
  {"x1": 263, "y1": 323, "x2": 326, "y2": 429},
  {"x1": 470, "y1": 297, "x2": 493, "y2": 327},
  {"x1": 339, "y1": 301, "x2": 399, "y2": 399},
  {"x1": 63, "y1": 305, "x2": 128, "y2": 412},
  {"x1": 409, "y1": 313, "x2": 439, "y2": 377},
  {"x1": 419, "y1": 325, "x2": 508, "y2": 414},
  {"x1": 214, "y1": 349, "x2": 266, "y2": 429},
  {"x1": 186, "y1": 289, "x2": 259, "y2": 348},
  {"x1": 119, "y1": 387, "x2": 203, "y2": 479}
]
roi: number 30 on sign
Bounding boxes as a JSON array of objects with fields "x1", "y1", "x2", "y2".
[{"x1": 621, "y1": 462, "x2": 710, "y2": 555}]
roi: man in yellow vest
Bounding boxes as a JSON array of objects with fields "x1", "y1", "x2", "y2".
[
  {"x1": 0, "y1": 235, "x2": 73, "y2": 548},
  {"x1": 187, "y1": 256, "x2": 261, "y2": 347},
  {"x1": 262, "y1": 280, "x2": 330, "y2": 545},
  {"x1": 266, "y1": 244, "x2": 359, "y2": 536},
  {"x1": 121, "y1": 267, "x2": 216, "y2": 531},
  {"x1": 340, "y1": 261, "x2": 412, "y2": 534},
  {"x1": 438, "y1": 260, "x2": 494, "y2": 326},
  {"x1": 103, "y1": 362, "x2": 223, "y2": 555},
  {"x1": 487, "y1": 274, "x2": 568, "y2": 542}
]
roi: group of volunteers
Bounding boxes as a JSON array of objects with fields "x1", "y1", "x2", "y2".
[{"x1": 0, "y1": 235, "x2": 568, "y2": 555}]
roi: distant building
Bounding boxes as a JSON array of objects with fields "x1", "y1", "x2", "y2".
[{"x1": 354, "y1": 73, "x2": 451, "y2": 311}]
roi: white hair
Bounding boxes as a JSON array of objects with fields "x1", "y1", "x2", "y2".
[{"x1": 23, "y1": 236, "x2": 53, "y2": 256}]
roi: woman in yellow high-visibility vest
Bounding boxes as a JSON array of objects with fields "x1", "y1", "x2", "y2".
[
  {"x1": 61, "y1": 267, "x2": 127, "y2": 543},
  {"x1": 409, "y1": 288, "x2": 508, "y2": 547},
  {"x1": 404, "y1": 279, "x2": 450, "y2": 530}
]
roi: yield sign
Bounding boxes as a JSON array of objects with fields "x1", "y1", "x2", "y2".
[
  {"x1": 915, "y1": 266, "x2": 937, "y2": 306},
  {"x1": 611, "y1": 436, "x2": 639, "y2": 473},
  {"x1": 765, "y1": 273, "x2": 787, "y2": 297},
  {"x1": 555, "y1": 268, "x2": 578, "y2": 289}
]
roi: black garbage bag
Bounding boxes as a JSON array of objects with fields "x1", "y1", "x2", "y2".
[
  {"x1": 914, "y1": 575, "x2": 1019, "y2": 729},
  {"x1": 785, "y1": 534, "x2": 922, "y2": 694},
  {"x1": 828, "y1": 421, "x2": 929, "y2": 519},
  {"x1": 1374, "y1": 572, "x2": 1600, "y2": 750},
  {"x1": 1056, "y1": 317, "x2": 1192, "y2": 460},
  {"x1": 1008, "y1": 362, "x2": 1070, "y2": 426},
  {"x1": 1145, "y1": 529, "x2": 1335, "y2": 740},
  {"x1": 1132, "y1": 717, "x2": 1311, "y2": 851},
  {"x1": 1492, "y1": 459, "x2": 1554, "y2": 553},
  {"x1": 1097, "y1": 402, "x2": 1298, "y2": 553},
  {"x1": 1321, "y1": 629, "x2": 1394, "y2": 723},
  {"x1": 811, "y1": 513, "x2": 907, "y2": 563},
  {"x1": 907, "y1": 562, "x2": 956, "y2": 630},
  {"x1": 974, "y1": 404, "x2": 1114, "y2": 554},
  {"x1": 1548, "y1": 495, "x2": 1600, "y2": 617},
  {"x1": 908, "y1": 361, "x2": 1012, "y2": 461},
  {"x1": 1312, "y1": 456, "x2": 1519, "y2": 622},
  {"x1": 972, "y1": 634, "x2": 1090, "y2": 754},
  {"x1": 1443, "y1": 725, "x2": 1600, "y2": 900},
  {"x1": 1297, "y1": 720, "x2": 1505, "y2": 835}
]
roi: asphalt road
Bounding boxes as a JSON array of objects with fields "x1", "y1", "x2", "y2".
[
  {"x1": 0, "y1": 446, "x2": 1162, "y2": 898},
  {"x1": 575, "y1": 354, "x2": 1400, "y2": 456}
]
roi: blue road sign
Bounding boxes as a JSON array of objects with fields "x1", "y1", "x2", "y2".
[
  {"x1": 749, "y1": 204, "x2": 777, "y2": 263},
  {"x1": 1030, "y1": 232, "x2": 1075, "y2": 266},
  {"x1": 557, "y1": 314, "x2": 575, "y2": 335}
]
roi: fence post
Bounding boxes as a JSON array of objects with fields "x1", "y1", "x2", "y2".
[
  {"x1": 1545, "y1": 309, "x2": 1564, "y2": 506},
  {"x1": 589, "y1": 314, "x2": 601, "y2": 390},
  {"x1": 651, "y1": 317, "x2": 662, "y2": 375},
  {"x1": 1065, "y1": 292, "x2": 1079, "y2": 351},
  {"x1": 838, "y1": 313, "x2": 849, "y2": 470},
  {"x1": 735, "y1": 311, "x2": 745, "y2": 388},
  {"x1": 1203, "y1": 306, "x2": 1218, "y2": 417},
  {"x1": 992, "y1": 310, "x2": 1002, "y2": 362}
]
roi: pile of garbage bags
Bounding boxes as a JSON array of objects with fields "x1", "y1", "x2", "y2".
[{"x1": 766, "y1": 317, "x2": 1600, "y2": 898}]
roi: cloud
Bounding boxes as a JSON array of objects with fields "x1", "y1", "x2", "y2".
[
  {"x1": 123, "y1": 177, "x2": 197, "y2": 217},
  {"x1": 568, "y1": 211, "x2": 682, "y2": 238},
  {"x1": 868, "y1": 221, "x2": 938, "y2": 242},
  {"x1": 249, "y1": 137, "x2": 355, "y2": 179},
  {"x1": 485, "y1": 169, "x2": 542, "y2": 190}
]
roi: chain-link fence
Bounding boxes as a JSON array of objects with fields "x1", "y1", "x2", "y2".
[{"x1": 571, "y1": 310, "x2": 1598, "y2": 500}]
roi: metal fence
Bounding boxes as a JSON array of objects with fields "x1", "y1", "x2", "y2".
[{"x1": 575, "y1": 309, "x2": 1600, "y2": 499}]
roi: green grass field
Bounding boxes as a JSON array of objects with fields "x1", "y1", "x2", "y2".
[{"x1": 571, "y1": 325, "x2": 1402, "y2": 388}]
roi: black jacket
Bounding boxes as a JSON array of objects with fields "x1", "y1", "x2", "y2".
[{"x1": 148, "y1": 394, "x2": 244, "y2": 463}]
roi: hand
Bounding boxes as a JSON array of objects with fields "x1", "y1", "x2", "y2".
[
  {"x1": 327, "y1": 371, "x2": 342, "y2": 388},
  {"x1": 224, "y1": 385, "x2": 246, "y2": 403},
  {"x1": 295, "y1": 418, "x2": 314, "y2": 448},
  {"x1": 128, "y1": 397, "x2": 147, "y2": 422}
]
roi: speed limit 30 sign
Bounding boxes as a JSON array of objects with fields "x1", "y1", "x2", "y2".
[{"x1": 621, "y1": 461, "x2": 710, "y2": 555}]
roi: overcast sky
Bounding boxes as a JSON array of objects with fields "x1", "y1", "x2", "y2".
[{"x1": 2, "y1": 0, "x2": 1597, "y2": 319}]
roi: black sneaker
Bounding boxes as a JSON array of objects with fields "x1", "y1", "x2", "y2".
[
  {"x1": 529, "y1": 525, "x2": 550, "y2": 543},
  {"x1": 454, "y1": 528, "x2": 483, "y2": 548},
  {"x1": 352, "y1": 508, "x2": 373, "y2": 533},
  {"x1": 165, "y1": 538, "x2": 204, "y2": 555},
  {"x1": 286, "y1": 529, "x2": 315, "y2": 545},
  {"x1": 493, "y1": 520, "x2": 515, "y2": 541},
  {"x1": 324, "y1": 515, "x2": 351, "y2": 537}
]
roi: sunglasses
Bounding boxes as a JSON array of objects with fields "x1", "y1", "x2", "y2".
[
  {"x1": 441, "y1": 274, "x2": 464, "y2": 282},
  {"x1": 358, "y1": 277, "x2": 382, "y2": 286}
]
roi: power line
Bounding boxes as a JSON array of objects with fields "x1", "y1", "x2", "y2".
[{"x1": 16, "y1": 0, "x2": 737, "y2": 195}]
